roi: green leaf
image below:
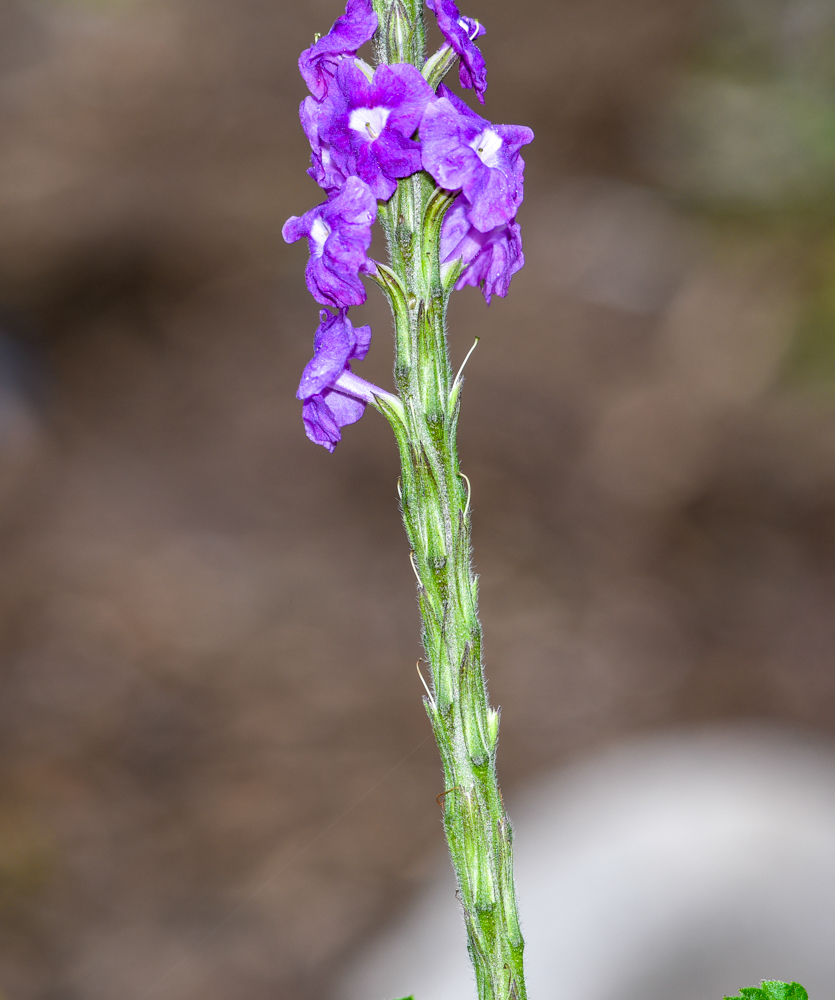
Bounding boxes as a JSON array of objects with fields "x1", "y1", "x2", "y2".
[
  {"x1": 724, "y1": 981, "x2": 808, "y2": 1000},
  {"x1": 389, "y1": 996, "x2": 414, "y2": 1000}
]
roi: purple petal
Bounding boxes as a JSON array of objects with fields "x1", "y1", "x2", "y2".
[
  {"x1": 305, "y1": 257, "x2": 367, "y2": 308},
  {"x1": 462, "y1": 159, "x2": 514, "y2": 231},
  {"x1": 325, "y1": 229, "x2": 372, "y2": 275},
  {"x1": 284, "y1": 177, "x2": 377, "y2": 308},
  {"x1": 322, "y1": 174, "x2": 378, "y2": 231},
  {"x1": 348, "y1": 321, "x2": 372, "y2": 361},
  {"x1": 426, "y1": 0, "x2": 487, "y2": 102},
  {"x1": 297, "y1": 325, "x2": 396, "y2": 451},
  {"x1": 321, "y1": 386, "x2": 366, "y2": 427},
  {"x1": 301, "y1": 96, "x2": 347, "y2": 193},
  {"x1": 320, "y1": 60, "x2": 432, "y2": 199},
  {"x1": 441, "y1": 195, "x2": 524, "y2": 303},
  {"x1": 497, "y1": 122, "x2": 535, "y2": 159},
  {"x1": 420, "y1": 96, "x2": 479, "y2": 190},
  {"x1": 297, "y1": 309, "x2": 353, "y2": 399},
  {"x1": 302, "y1": 394, "x2": 342, "y2": 451},
  {"x1": 436, "y1": 83, "x2": 482, "y2": 123},
  {"x1": 475, "y1": 222, "x2": 524, "y2": 303},
  {"x1": 297, "y1": 307, "x2": 374, "y2": 398},
  {"x1": 371, "y1": 64, "x2": 435, "y2": 137},
  {"x1": 440, "y1": 195, "x2": 476, "y2": 260},
  {"x1": 354, "y1": 143, "x2": 397, "y2": 200},
  {"x1": 282, "y1": 213, "x2": 309, "y2": 245},
  {"x1": 373, "y1": 131, "x2": 423, "y2": 179},
  {"x1": 298, "y1": 0, "x2": 378, "y2": 101}
]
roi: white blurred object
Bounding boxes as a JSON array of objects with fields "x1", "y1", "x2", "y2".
[{"x1": 337, "y1": 726, "x2": 835, "y2": 1000}]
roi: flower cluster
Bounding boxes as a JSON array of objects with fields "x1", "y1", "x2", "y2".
[{"x1": 284, "y1": 0, "x2": 533, "y2": 449}]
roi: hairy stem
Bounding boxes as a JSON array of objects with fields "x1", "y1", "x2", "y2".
[{"x1": 373, "y1": 65, "x2": 527, "y2": 1000}]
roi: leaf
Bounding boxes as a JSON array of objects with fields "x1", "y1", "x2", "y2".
[{"x1": 724, "y1": 981, "x2": 808, "y2": 1000}]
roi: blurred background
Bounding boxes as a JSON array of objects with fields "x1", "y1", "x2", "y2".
[{"x1": 0, "y1": 0, "x2": 834, "y2": 997}]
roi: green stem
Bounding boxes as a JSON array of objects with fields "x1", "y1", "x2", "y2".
[{"x1": 368, "y1": 7, "x2": 528, "y2": 983}]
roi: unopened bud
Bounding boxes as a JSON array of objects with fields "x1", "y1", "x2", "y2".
[{"x1": 386, "y1": 0, "x2": 414, "y2": 63}]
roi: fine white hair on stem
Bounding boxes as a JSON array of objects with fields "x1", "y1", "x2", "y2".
[
  {"x1": 416, "y1": 661, "x2": 436, "y2": 708},
  {"x1": 459, "y1": 472, "x2": 472, "y2": 518},
  {"x1": 409, "y1": 550, "x2": 422, "y2": 586},
  {"x1": 450, "y1": 337, "x2": 480, "y2": 400}
]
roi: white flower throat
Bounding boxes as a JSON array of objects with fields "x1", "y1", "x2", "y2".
[
  {"x1": 471, "y1": 128, "x2": 502, "y2": 168},
  {"x1": 349, "y1": 105, "x2": 391, "y2": 141},
  {"x1": 310, "y1": 216, "x2": 331, "y2": 256}
]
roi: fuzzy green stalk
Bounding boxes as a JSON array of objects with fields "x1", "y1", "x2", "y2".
[{"x1": 366, "y1": 3, "x2": 527, "y2": 999}]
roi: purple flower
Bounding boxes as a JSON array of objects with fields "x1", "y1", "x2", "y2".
[
  {"x1": 298, "y1": 308, "x2": 391, "y2": 452},
  {"x1": 440, "y1": 195, "x2": 524, "y2": 303},
  {"x1": 301, "y1": 96, "x2": 348, "y2": 194},
  {"x1": 320, "y1": 60, "x2": 435, "y2": 200},
  {"x1": 426, "y1": 0, "x2": 487, "y2": 103},
  {"x1": 421, "y1": 85, "x2": 533, "y2": 233},
  {"x1": 282, "y1": 176, "x2": 377, "y2": 308},
  {"x1": 299, "y1": 0, "x2": 378, "y2": 102}
]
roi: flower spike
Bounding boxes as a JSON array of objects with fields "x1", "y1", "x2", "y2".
[{"x1": 287, "y1": 9, "x2": 534, "y2": 994}]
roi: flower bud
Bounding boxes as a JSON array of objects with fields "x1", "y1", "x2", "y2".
[{"x1": 386, "y1": 0, "x2": 414, "y2": 64}]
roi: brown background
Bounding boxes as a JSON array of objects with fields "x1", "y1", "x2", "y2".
[{"x1": 0, "y1": 0, "x2": 834, "y2": 997}]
